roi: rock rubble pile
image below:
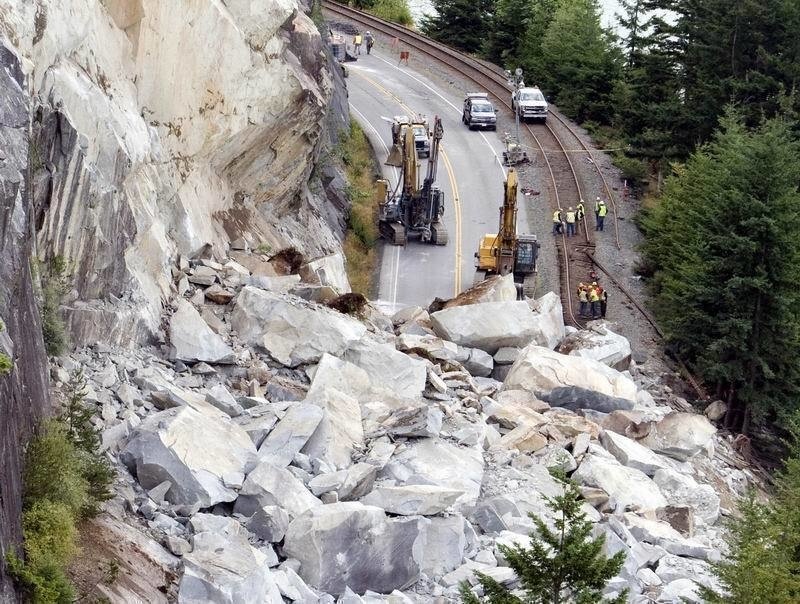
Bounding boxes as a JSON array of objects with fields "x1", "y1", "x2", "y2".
[{"x1": 56, "y1": 250, "x2": 756, "y2": 603}]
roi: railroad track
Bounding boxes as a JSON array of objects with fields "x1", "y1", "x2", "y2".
[{"x1": 320, "y1": 2, "x2": 691, "y2": 356}]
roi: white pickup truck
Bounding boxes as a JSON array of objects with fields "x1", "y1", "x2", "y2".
[{"x1": 511, "y1": 86, "x2": 549, "y2": 122}]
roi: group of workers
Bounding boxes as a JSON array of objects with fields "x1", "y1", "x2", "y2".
[
  {"x1": 577, "y1": 276, "x2": 608, "y2": 319},
  {"x1": 353, "y1": 31, "x2": 375, "y2": 55},
  {"x1": 552, "y1": 197, "x2": 608, "y2": 235}
]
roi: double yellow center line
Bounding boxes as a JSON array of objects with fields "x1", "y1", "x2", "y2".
[{"x1": 351, "y1": 69, "x2": 463, "y2": 297}]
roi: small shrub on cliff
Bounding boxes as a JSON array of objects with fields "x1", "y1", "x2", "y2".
[
  {"x1": 0, "y1": 321, "x2": 12, "y2": 376},
  {"x1": 39, "y1": 256, "x2": 70, "y2": 357},
  {"x1": 460, "y1": 474, "x2": 627, "y2": 604}
]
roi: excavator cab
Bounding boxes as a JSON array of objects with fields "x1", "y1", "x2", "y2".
[{"x1": 515, "y1": 235, "x2": 539, "y2": 274}]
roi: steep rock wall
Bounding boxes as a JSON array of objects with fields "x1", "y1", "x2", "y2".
[
  {"x1": 0, "y1": 42, "x2": 51, "y2": 600},
  {"x1": 1, "y1": 0, "x2": 346, "y2": 347}
]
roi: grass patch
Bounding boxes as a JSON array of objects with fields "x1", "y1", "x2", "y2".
[
  {"x1": 368, "y1": 0, "x2": 414, "y2": 26},
  {"x1": 6, "y1": 372, "x2": 115, "y2": 603},
  {"x1": 336, "y1": 120, "x2": 380, "y2": 296},
  {"x1": 0, "y1": 321, "x2": 11, "y2": 376}
]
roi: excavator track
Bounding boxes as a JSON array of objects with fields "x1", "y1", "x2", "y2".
[
  {"x1": 380, "y1": 221, "x2": 407, "y2": 245},
  {"x1": 431, "y1": 222, "x2": 448, "y2": 246}
]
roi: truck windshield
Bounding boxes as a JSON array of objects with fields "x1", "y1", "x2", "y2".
[
  {"x1": 413, "y1": 126, "x2": 427, "y2": 137},
  {"x1": 520, "y1": 91, "x2": 545, "y2": 102}
]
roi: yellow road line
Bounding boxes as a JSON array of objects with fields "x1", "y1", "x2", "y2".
[
  {"x1": 351, "y1": 68, "x2": 463, "y2": 296},
  {"x1": 440, "y1": 148, "x2": 462, "y2": 296}
]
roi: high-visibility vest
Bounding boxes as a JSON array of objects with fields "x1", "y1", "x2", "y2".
[
  {"x1": 578, "y1": 289, "x2": 588, "y2": 302},
  {"x1": 589, "y1": 288, "x2": 600, "y2": 302},
  {"x1": 354, "y1": 35, "x2": 363, "y2": 44},
  {"x1": 598, "y1": 204, "x2": 608, "y2": 217},
  {"x1": 553, "y1": 210, "x2": 561, "y2": 222},
  {"x1": 566, "y1": 211, "x2": 576, "y2": 223}
]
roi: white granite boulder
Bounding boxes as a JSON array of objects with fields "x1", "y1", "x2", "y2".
[
  {"x1": 572, "y1": 454, "x2": 667, "y2": 512},
  {"x1": 430, "y1": 300, "x2": 560, "y2": 355},
  {"x1": 120, "y1": 407, "x2": 256, "y2": 508},
  {"x1": 230, "y1": 286, "x2": 366, "y2": 366},
  {"x1": 283, "y1": 502, "x2": 426, "y2": 595},
  {"x1": 639, "y1": 413, "x2": 716, "y2": 461},
  {"x1": 504, "y1": 345, "x2": 638, "y2": 402},
  {"x1": 169, "y1": 299, "x2": 234, "y2": 364}
]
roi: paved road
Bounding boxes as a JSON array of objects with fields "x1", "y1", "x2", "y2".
[{"x1": 346, "y1": 49, "x2": 535, "y2": 313}]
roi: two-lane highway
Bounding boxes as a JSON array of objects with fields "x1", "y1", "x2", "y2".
[{"x1": 344, "y1": 44, "x2": 536, "y2": 312}]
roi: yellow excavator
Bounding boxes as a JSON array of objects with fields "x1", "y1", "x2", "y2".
[
  {"x1": 376, "y1": 115, "x2": 447, "y2": 246},
  {"x1": 474, "y1": 167, "x2": 539, "y2": 298}
]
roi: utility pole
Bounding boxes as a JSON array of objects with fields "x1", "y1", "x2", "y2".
[{"x1": 505, "y1": 67, "x2": 524, "y2": 144}]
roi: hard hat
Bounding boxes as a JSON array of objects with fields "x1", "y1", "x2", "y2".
[
  {"x1": 568, "y1": 207, "x2": 573, "y2": 210},
  {"x1": 592, "y1": 282, "x2": 597, "y2": 286},
  {"x1": 366, "y1": 31, "x2": 370, "y2": 34},
  {"x1": 599, "y1": 200, "x2": 606, "y2": 204},
  {"x1": 596, "y1": 196, "x2": 601, "y2": 200}
]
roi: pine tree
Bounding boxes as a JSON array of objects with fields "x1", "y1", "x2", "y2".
[
  {"x1": 460, "y1": 477, "x2": 626, "y2": 604},
  {"x1": 419, "y1": 0, "x2": 493, "y2": 54},
  {"x1": 700, "y1": 416, "x2": 800, "y2": 602},
  {"x1": 642, "y1": 113, "x2": 800, "y2": 431},
  {"x1": 537, "y1": 0, "x2": 622, "y2": 124},
  {"x1": 57, "y1": 370, "x2": 115, "y2": 516}
]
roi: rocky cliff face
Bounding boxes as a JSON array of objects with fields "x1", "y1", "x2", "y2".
[
  {"x1": 1, "y1": 0, "x2": 348, "y2": 347},
  {"x1": 0, "y1": 42, "x2": 51, "y2": 601}
]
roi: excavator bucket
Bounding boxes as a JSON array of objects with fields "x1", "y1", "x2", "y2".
[{"x1": 385, "y1": 143, "x2": 403, "y2": 167}]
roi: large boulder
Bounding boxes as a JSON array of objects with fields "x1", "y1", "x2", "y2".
[
  {"x1": 503, "y1": 345, "x2": 638, "y2": 402},
  {"x1": 256, "y1": 403, "x2": 324, "y2": 466},
  {"x1": 653, "y1": 469, "x2": 721, "y2": 524},
  {"x1": 437, "y1": 274, "x2": 518, "y2": 308},
  {"x1": 381, "y1": 439, "x2": 484, "y2": 507},
  {"x1": 234, "y1": 461, "x2": 321, "y2": 518},
  {"x1": 361, "y1": 485, "x2": 463, "y2": 516},
  {"x1": 302, "y1": 388, "x2": 364, "y2": 469},
  {"x1": 419, "y1": 515, "x2": 472, "y2": 577},
  {"x1": 179, "y1": 516, "x2": 282, "y2": 603},
  {"x1": 572, "y1": 454, "x2": 667, "y2": 512},
  {"x1": 283, "y1": 502, "x2": 425, "y2": 595},
  {"x1": 342, "y1": 339, "x2": 427, "y2": 400},
  {"x1": 600, "y1": 430, "x2": 670, "y2": 476},
  {"x1": 557, "y1": 323, "x2": 632, "y2": 370},
  {"x1": 638, "y1": 413, "x2": 716, "y2": 461},
  {"x1": 306, "y1": 353, "x2": 410, "y2": 406},
  {"x1": 230, "y1": 287, "x2": 366, "y2": 366},
  {"x1": 527, "y1": 292, "x2": 566, "y2": 350},
  {"x1": 169, "y1": 299, "x2": 234, "y2": 364},
  {"x1": 120, "y1": 407, "x2": 256, "y2": 508},
  {"x1": 300, "y1": 253, "x2": 351, "y2": 295},
  {"x1": 541, "y1": 386, "x2": 635, "y2": 413},
  {"x1": 430, "y1": 301, "x2": 559, "y2": 355}
]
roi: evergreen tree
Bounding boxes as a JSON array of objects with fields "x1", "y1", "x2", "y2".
[
  {"x1": 419, "y1": 0, "x2": 493, "y2": 54},
  {"x1": 642, "y1": 113, "x2": 800, "y2": 431},
  {"x1": 460, "y1": 476, "x2": 626, "y2": 604},
  {"x1": 537, "y1": 0, "x2": 622, "y2": 124},
  {"x1": 57, "y1": 370, "x2": 114, "y2": 516},
  {"x1": 701, "y1": 417, "x2": 800, "y2": 602}
]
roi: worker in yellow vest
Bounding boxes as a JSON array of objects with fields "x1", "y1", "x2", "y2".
[
  {"x1": 565, "y1": 207, "x2": 576, "y2": 237},
  {"x1": 354, "y1": 33, "x2": 363, "y2": 55},
  {"x1": 552, "y1": 208, "x2": 563, "y2": 235},
  {"x1": 595, "y1": 198, "x2": 608, "y2": 232}
]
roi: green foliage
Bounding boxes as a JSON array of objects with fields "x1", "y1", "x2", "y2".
[
  {"x1": 0, "y1": 352, "x2": 11, "y2": 376},
  {"x1": 39, "y1": 256, "x2": 70, "y2": 357},
  {"x1": 536, "y1": 0, "x2": 623, "y2": 124},
  {"x1": 368, "y1": 0, "x2": 413, "y2": 26},
  {"x1": 419, "y1": 0, "x2": 493, "y2": 54},
  {"x1": 701, "y1": 416, "x2": 800, "y2": 602},
  {"x1": 612, "y1": 153, "x2": 647, "y2": 185},
  {"x1": 336, "y1": 120, "x2": 380, "y2": 295},
  {"x1": 8, "y1": 375, "x2": 116, "y2": 601},
  {"x1": 254, "y1": 242, "x2": 272, "y2": 255},
  {"x1": 461, "y1": 475, "x2": 626, "y2": 603},
  {"x1": 642, "y1": 114, "x2": 800, "y2": 429},
  {"x1": 22, "y1": 421, "x2": 90, "y2": 518}
]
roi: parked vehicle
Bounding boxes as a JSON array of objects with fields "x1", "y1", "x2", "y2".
[
  {"x1": 511, "y1": 86, "x2": 548, "y2": 122},
  {"x1": 385, "y1": 115, "x2": 431, "y2": 162},
  {"x1": 462, "y1": 93, "x2": 497, "y2": 130}
]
